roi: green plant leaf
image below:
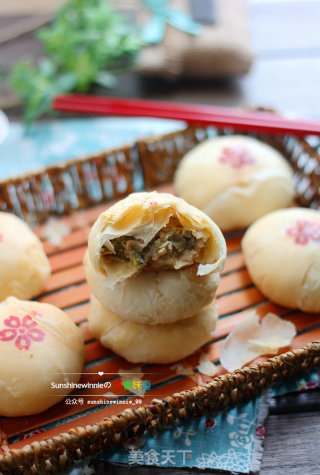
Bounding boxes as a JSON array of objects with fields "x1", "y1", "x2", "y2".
[{"x1": 9, "y1": 0, "x2": 143, "y2": 125}]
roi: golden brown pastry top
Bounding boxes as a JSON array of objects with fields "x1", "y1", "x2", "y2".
[{"x1": 88, "y1": 191, "x2": 226, "y2": 286}]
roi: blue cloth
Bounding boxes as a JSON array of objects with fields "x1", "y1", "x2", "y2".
[
  {"x1": 272, "y1": 367, "x2": 320, "y2": 397},
  {"x1": 91, "y1": 369, "x2": 320, "y2": 473},
  {"x1": 0, "y1": 117, "x2": 185, "y2": 180},
  {"x1": 98, "y1": 392, "x2": 269, "y2": 473},
  {"x1": 141, "y1": 0, "x2": 201, "y2": 44}
]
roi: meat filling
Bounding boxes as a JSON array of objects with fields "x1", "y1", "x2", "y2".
[{"x1": 101, "y1": 221, "x2": 206, "y2": 270}]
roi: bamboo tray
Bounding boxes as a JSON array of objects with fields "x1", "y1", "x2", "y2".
[{"x1": 0, "y1": 126, "x2": 320, "y2": 474}]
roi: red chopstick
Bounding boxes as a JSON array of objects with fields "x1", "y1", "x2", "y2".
[{"x1": 52, "y1": 94, "x2": 320, "y2": 136}]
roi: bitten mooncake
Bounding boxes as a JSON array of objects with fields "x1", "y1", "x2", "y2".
[
  {"x1": 0, "y1": 297, "x2": 85, "y2": 417},
  {"x1": 174, "y1": 135, "x2": 295, "y2": 232},
  {"x1": 84, "y1": 251, "x2": 219, "y2": 324},
  {"x1": 242, "y1": 208, "x2": 320, "y2": 313},
  {"x1": 0, "y1": 212, "x2": 51, "y2": 301},
  {"x1": 88, "y1": 295, "x2": 218, "y2": 364},
  {"x1": 88, "y1": 191, "x2": 226, "y2": 287}
]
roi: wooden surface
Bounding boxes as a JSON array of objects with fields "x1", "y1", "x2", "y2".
[
  {"x1": 1, "y1": 1, "x2": 320, "y2": 474},
  {"x1": 262, "y1": 399, "x2": 320, "y2": 475}
]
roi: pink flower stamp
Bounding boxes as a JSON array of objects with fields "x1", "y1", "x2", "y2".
[
  {"x1": 255, "y1": 425, "x2": 266, "y2": 439},
  {"x1": 299, "y1": 381, "x2": 320, "y2": 391},
  {"x1": 0, "y1": 314, "x2": 45, "y2": 350},
  {"x1": 205, "y1": 418, "x2": 216, "y2": 429},
  {"x1": 0, "y1": 233, "x2": 3, "y2": 242},
  {"x1": 219, "y1": 146, "x2": 256, "y2": 169},
  {"x1": 286, "y1": 220, "x2": 320, "y2": 245}
]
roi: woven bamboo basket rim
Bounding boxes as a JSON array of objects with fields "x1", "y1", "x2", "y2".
[
  {"x1": 0, "y1": 125, "x2": 320, "y2": 473},
  {"x1": 0, "y1": 342, "x2": 319, "y2": 474}
]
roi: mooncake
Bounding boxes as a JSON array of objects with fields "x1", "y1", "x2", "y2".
[
  {"x1": 88, "y1": 191, "x2": 226, "y2": 287},
  {"x1": 0, "y1": 297, "x2": 85, "y2": 417},
  {"x1": 88, "y1": 295, "x2": 218, "y2": 364},
  {"x1": 242, "y1": 208, "x2": 320, "y2": 313},
  {"x1": 0, "y1": 212, "x2": 51, "y2": 301},
  {"x1": 84, "y1": 251, "x2": 219, "y2": 324},
  {"x1": 174, "y1": 135, "x2": 295, "y2": 231}
]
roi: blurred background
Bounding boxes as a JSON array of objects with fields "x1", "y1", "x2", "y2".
[{"x1": 1, "y1": 0, "x2": 319, "y2": 123}]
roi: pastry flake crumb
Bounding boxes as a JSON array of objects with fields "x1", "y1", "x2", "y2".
[
  {"x1": 171, "y1": 363, "x2": 194, "y2": 376},
  {"x1": 118, "y1": 367, "x2": 144, "y2": 380},
  {"x1": 220, "y1": 311, "x2": 296, "y2": 372},
  {"x1": 103, "y1": 391, "x2": 117, "y2": 399},
  {"x1": 197, "y1": 352, "x2": 218, "y2": 377},
  {"x1": 43, "y1": 218, "x2": 70, "y2": 247}
]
